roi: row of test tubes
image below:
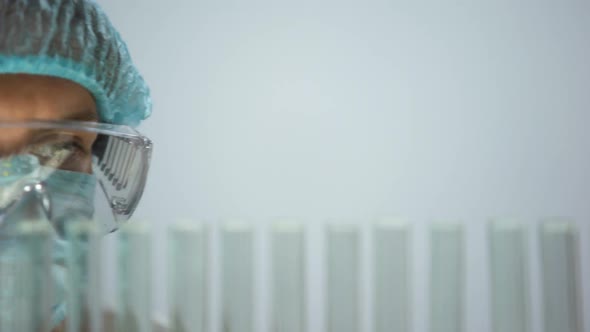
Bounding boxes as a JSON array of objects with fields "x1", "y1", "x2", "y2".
[
  {"x1": 167, "y1": 220, "x2": 585, "y2": 332},
  {"x1": 0, "y1": 219, "x2": 585, "y2": 332}
]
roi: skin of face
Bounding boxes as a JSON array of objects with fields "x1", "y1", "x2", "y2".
[
  {"x1": 0, "y1": 74, "x2": 98, "y2": 173},
  {"x1": 0, "y1": 74, "x2": 97, "y2": 123}
]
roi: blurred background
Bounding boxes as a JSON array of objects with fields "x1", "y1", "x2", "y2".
[{"x1": 97, "y1": 1, "x2": 590, "y2": 331}]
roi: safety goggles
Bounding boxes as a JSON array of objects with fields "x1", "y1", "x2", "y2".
[{"x1": 0, "y1": 120, "x2": 152, "y2": 234}]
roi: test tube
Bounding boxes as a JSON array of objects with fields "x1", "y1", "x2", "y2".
[
  {"x1": 430, "y1": 223, "x2": 464, "y2": 332},
  {"x1": 489, "y1": 220, "x2": 530, "y2": 332},
  {"x1": 271, "y1": 222, "x2": 305, "y2": 332},
  {"x1": 222, "y1": 222, "x2": 254, "y2": 332},
  {"x1": 117, "y1": 222, "x2": 152, "y2": 332},
  {"x1": 326, "y1": 225, "x2": 360, "y2": 332},
  {"x1": 0, "y1": 221, "x2": 53, "y2": 332},
  {"x1": 540, "y1": 220, "x2": 583, "y2": 332},
  {"x1": 65, "y1": 221, "x2": 102, "y2": 332},
  {"x1": 169, "y1": 221, "x2": 207, "y2": 332},
  {"x1": 374, "y1": 220, "x2": 410, "y2": 332}
]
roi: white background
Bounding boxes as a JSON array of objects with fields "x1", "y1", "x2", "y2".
[{"x1": 98, "y1": 1, "x2": 590, "y2": 331}]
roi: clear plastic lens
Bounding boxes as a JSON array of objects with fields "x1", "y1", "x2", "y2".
[
  {"x1": 93, "y1": 132, "x2": 152, "y2": 226},
  {"x1": 0, "y1": 121, "x2": 152, "y2": 233}
]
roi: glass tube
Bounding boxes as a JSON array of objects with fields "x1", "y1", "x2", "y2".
[
  {"x1": 222, "y1": 222, "x2": 254, "y2": 332},
  {"x1": 0, "y1": 221, "x2": 53, "y2": 332},
  {"x1": 430, "y1": 223, "x2": 464, "y2": 332},
  {"x1": 489, "y1": 220, "x2": 530, "y2": 332},
  {"x1": 117, "y1": 222, "x2": 152, "y2": 332},
  {"x1": 169, "y1": 221, "x2": 207, "y2": 332},
  {"x1": 271, "y1": 222, "x2": 305, "y2": 332},
  {"x1": 540, "y1": 220, "x2": 583, "y2": 332},
  {"x1": 326, "y1": 225, "x2": 360, "y2": 332},
  {"x1": 374, "y1": 220, "x2": 410, "y2": 332},
  {"x1": 65, "y1": 221, "x2": 102, "y2": 332}
]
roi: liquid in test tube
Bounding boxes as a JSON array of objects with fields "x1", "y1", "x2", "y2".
[
  {"x1": 117, "y1": 222, "x2": 152, "y2": 332},
  {"x1": 169, "y1": 221, "x2": 207, "y2": 332},
  {"x1": 430, "y1": 223, "x2": 464, "y2": 332},
  {"x1": 489, "y1": 220, "x2": 530, "y2": 332},
  {"x1": 540, "y1": 220, "x2": 583, "y2": 332},
  {"x1": 65, "y1": 221, "x2": 102, "y2": 332},
  {"x1": 222, "y1": 222, "x2": 254, "y2": 332},
  {"x1": 326, "y1": 224, "x2": 360, "y2": 332},
  {"x1": 374, "y1": 220, "x2": 410, "y2": 332},
  {"x1": 271, "y1": 222, "x2": 305, "y2": 332},
  {"x1": 0, "y1": 221, "x2": 53, "y2": 332}
]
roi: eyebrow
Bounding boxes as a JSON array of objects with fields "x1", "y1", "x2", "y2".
[{"x1": 62, "y1": 109, "x2": 100, "y2": 122}]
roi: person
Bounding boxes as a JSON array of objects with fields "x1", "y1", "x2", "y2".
[{"x1": 0, "y1": 0, "x2": 155, "y2": 331}]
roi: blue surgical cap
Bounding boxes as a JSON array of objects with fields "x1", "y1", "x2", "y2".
[{"x1": 0, "y1": 0, "x2": 151, "y2": 126}]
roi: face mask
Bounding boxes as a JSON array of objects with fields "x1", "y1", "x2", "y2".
[
  {"x1": 44, "y1": 169, "x2": 97, "y2": 238},
  {"x1": 0, "y1": 166, "x2": 97, "y2": 330}
]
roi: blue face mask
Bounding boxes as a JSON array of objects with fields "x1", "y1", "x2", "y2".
[
  {"x1": 44, "y1": 169, "x2": 97, "y2": 238},
  {"x1": 0, "y1": 167, "x2": 96, "y2": 330}
]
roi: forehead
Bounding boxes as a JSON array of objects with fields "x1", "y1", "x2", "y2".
[{"x1": 0, "y1": 74, "x2": 98, "y2": 122}]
